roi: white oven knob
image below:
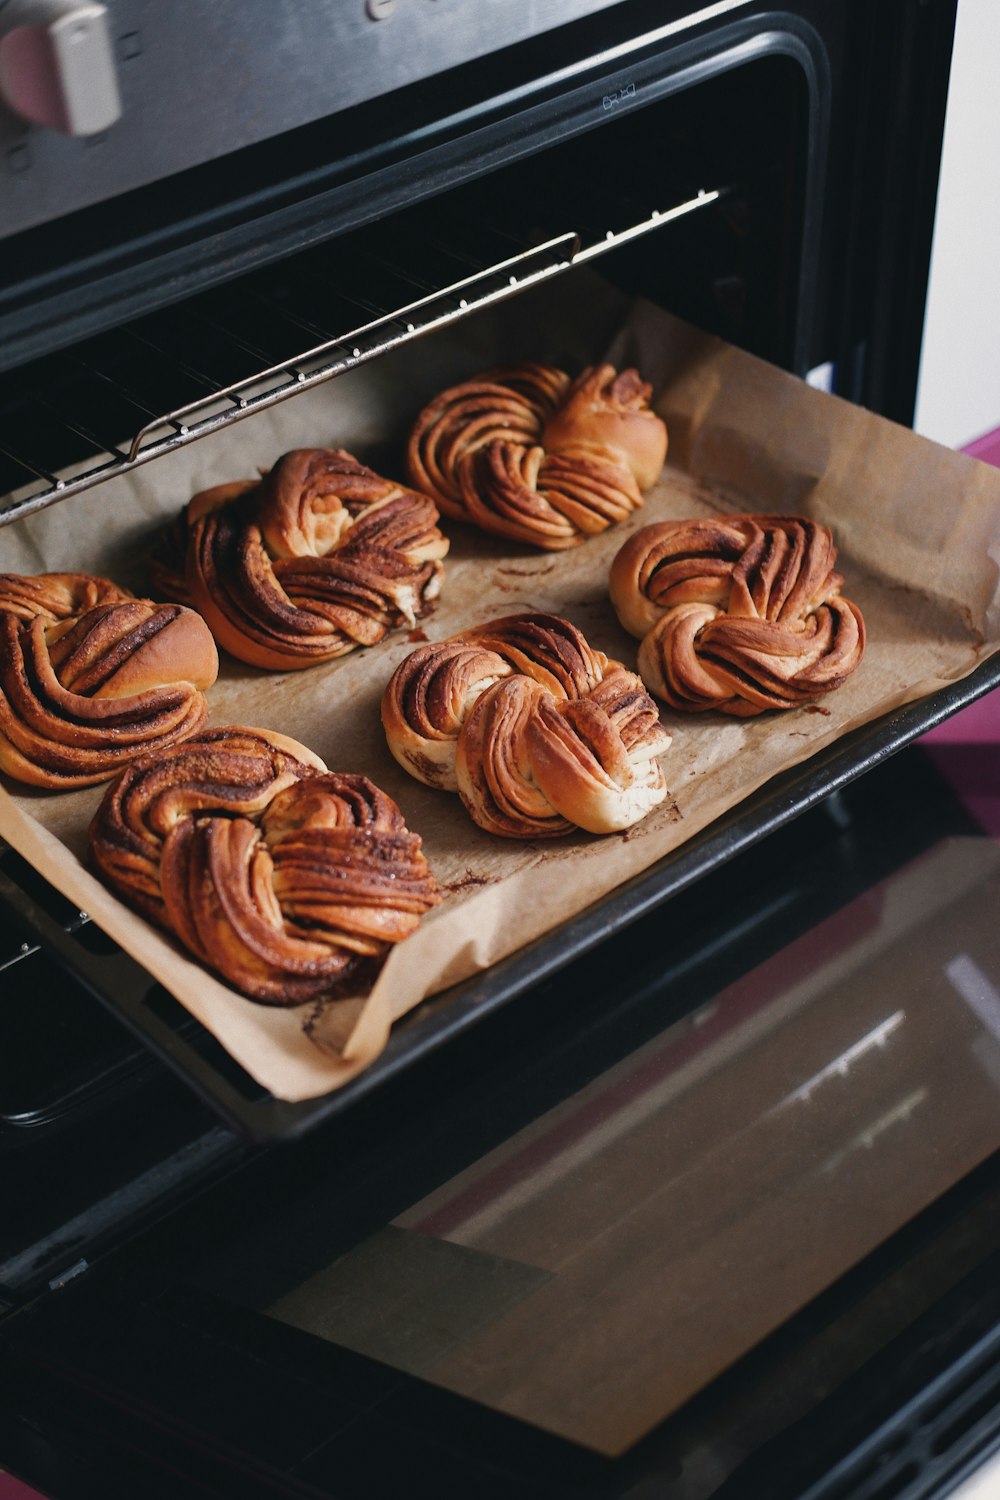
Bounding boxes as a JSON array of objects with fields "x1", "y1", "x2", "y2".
[{"x1": 0, "y1": 0, "x2": 121, "y2": 136}]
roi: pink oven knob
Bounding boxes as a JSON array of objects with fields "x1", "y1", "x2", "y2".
[{"x1": 0, "y1": 0, "x2": 120, "y2": 136}]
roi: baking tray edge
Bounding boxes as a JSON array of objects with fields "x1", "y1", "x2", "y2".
[{"x1": 4, "y1": 652, "x2": 998, "y2": 1142}]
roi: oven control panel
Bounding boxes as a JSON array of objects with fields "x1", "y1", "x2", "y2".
[
  {"x1": 0, "y1": 1, "x2": 121, "y2": 136},
  {"x1": 0, "y1": 0, "x2": 632, "y2": 237}
]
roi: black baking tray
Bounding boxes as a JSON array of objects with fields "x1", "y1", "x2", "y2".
[{"x1": 2, "y1": 649, "x2": 998, "y2": 1143}]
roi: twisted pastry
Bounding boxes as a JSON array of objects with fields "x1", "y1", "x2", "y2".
[
  {"x1": 0, "y1": 573, "x2": 219, "y2": 788},
  {"x1": 609, "y1": 516, "x2": 866, "y2": 716},
  {"x1": 407, "y1": 363, "x2": 667, "y2": 550},
  {"x1": 89, "y1": 726, "x2": 441, "y2": 1005},
  {"x1": 382, "y1": 613, "x2": 671, "y2": 838},
  {"x1": 0, "y1": 571, "x2": 130, "y2": 622},
  {"x1": 153, "y1": 449, "x2": 449, "y2": 670}
]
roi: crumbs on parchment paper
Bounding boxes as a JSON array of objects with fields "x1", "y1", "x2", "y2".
[
  {"x1": 441, "y1": 869, "x2": 499, "y2": 894},
  {"x1": 620, "y1": 795, "x2": 683, "y2": 841}
]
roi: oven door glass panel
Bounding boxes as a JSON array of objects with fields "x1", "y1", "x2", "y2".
[
  {"x1": 258, "y1": 837, "x2": 1000, "y2": 1454},
  {"x1": 174, "y1": 728, "x2": 1000, "y2": 1458}
]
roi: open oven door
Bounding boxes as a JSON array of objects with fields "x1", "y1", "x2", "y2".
[{"x1": 5, "y1": 734, "x2": 1000, "y2": 1498}]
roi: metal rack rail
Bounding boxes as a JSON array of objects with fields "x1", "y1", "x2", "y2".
[
  {"x1": 0, "y1": 840, "x2": 90, "y2": 973},
  {"x1": 0, "y1": 189, "x2": 719, "y2": 528}
]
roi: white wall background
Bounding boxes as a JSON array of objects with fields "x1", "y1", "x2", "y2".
[{"x1": 914, "y1": 0, "x2": 1000, "y2": 449}]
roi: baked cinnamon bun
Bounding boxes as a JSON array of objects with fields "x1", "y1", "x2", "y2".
[
  {"x1": 89, "y1": 726, "x2": 440, "y2": 1004},
  {"x1": 408, "y1": 363, "x2": 667, "y2": 550},
  {"x1": 155, "y1": 449, "x2": 449, "y2": 670},
  {"x1": 0, "y1": 573, "x2": 218, "y2": 788},
  {"x1": 609, "y1": 516, "x2": 865, "y2": 715},
  {"x1": 383, "y1": 612, "x2": 671, "y2": 837}
]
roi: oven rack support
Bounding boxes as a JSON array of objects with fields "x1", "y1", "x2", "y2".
[{"x1": 0, "y1": 189, "x2": 720, "y2": 528}]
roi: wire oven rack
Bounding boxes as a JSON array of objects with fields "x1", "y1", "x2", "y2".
[{"x1": 0, "y1": 187, "x2": 719, "y2": 526}]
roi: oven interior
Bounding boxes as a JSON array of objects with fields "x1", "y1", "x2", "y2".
[
  {"x1": 0, "y1": 36, "x2": 824, "y2": 1144},
  {"x1": 0, "y1": 46, "x2": 813, "y2": 514}
]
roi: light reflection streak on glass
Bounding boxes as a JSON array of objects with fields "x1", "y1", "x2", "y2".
[
  {"x1": 775, "y1": 1011, "x2": 906, "y2": 1110},
  {"x1": 819, "y1": 1088, "x2": 928, "y2": 1176}
]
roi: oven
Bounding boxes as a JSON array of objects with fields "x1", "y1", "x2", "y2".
[{"x1": 6, "y1": 3, "x2": 1000, "y2": 1497}]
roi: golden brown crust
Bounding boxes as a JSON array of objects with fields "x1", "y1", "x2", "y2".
[
  {"x1": 380, "y1": 638, "x2": 512, "y2": 792},
  {"x1": 407, "y1": 363, "x2": 667, "y2": 550},
  {"x1": 0, "y1": 579, "x2": 220, "y2": 789},
  {"x1": 154, "y1": 449, "x2": 449, "y2": 671},
  {"x1": 456, "y1": 676, "x2": 573, "y2": 839},
  {"x1": 463, "y1": 611, "x2": 608, "y2": 698},
  {"x1": 383, "y1": 612, "x2": 672, "y2": 838},
  {"x1": 89, "y1": 726, "x2": 440, "y2": 1005},
  {"x1": 610, "y1": 516, "x2": 866, "y2": 715},
  {"x1": 0, "y1": 571, "x2": 132, "y2": 622}
]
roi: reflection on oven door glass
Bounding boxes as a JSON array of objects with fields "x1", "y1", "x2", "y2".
[{"x1": 266, "y1": 835, "x2": 1000, "y2": 1456}]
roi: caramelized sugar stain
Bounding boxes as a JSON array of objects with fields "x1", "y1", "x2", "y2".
[{"x1": 494, "y1": 563, "x2": 557, "y2": 578}]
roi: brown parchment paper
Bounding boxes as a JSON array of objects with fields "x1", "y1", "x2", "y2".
[{"x1": 3, "y1": 270, "x2": 1000, "y2": 1101}]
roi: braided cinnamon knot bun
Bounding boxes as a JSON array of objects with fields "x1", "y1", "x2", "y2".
[
  {"x1": 89, "y1": 726, "x2": 440, "y2": 1005},
  {"x1": 407, "y1": 363, "x2": 667, "y2": 550},
  {"x1": 0, "y1": 572, "x2": 219, "y2": 788},
  {"x1": 153, "y1": 448, "x2": 449, "y2": 670},
  {"x1": 382, "y1": 613, "x2": 671, "y2": 838},
  {"x1": 609, "y1": 516, "x2": 866, "y2": 716},
  {"x1": 0, "y1": 571, "x2": 130, "y2": 622}
]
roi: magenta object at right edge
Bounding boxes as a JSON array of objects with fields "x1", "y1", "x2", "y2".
[
  {"x1": 0, "y1": 1473, "x2": 49, "y2": 1500},
  {"x1": 961, "y1": 424, "x2": 1000, "y2": 470}
]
